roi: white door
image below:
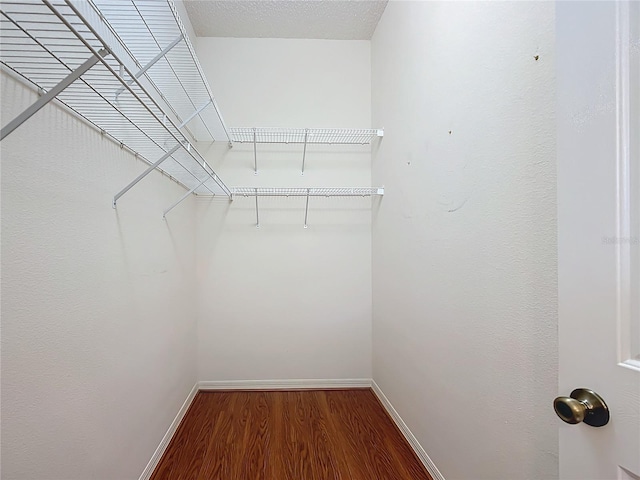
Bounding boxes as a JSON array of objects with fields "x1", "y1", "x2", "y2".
[{"x1": 557, "y1": 1, "x2": 640, "y2": 479}]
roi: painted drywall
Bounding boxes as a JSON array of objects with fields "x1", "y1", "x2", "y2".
[
  {"x1": 1, "y1": 72, "x2": 198, "y2": 480},
  {"x1": 371, "y1": 2, "x2": 558, "y2": 479},
  {"x1": 194, "y1": 38, "x2": 373, "y2": 381}
]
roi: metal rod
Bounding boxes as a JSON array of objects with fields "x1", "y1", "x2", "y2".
[
  {"x1": 255, "y1": 187, "x2": 259, "y2": 227},
  {"x1": 0, "y1": 48, "x2": 108, "y2": 141},
  {"x1": 301, "y1": 128, "x2": 309, "y2": 175},
  {"x1": 113, "y1": 143, "x2": 182, "y2": 207},
  {"x1": 178, "y1": 99, "x2": 212, "y2": 129},
  {"x1": 304, "y1": 188, "x2": 310, "y2": 228},
  {"x1": 163, "y1": 177, "x2": 208, "y2": 218},
  {"x1": 114, "y1": 34, "x2": 183, "y2": 97},
  {"x1": 253, "y1": 127, "x2": 257, "y2": 174}
]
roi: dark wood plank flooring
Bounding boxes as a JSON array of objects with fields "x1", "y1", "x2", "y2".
[{"x1": 151, "y1": 389, "x2": 432, "y2": 480}]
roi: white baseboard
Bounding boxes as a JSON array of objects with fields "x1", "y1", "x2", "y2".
[
  {"x1": 198, "y1": 378, "x2": 372, "y2": 390},
  {"x1": 371, "y1": 380, "x2": 446, "y2": 480},
  {"x1": 138, "y1": 382, "x2": 199, "y2": 480}
]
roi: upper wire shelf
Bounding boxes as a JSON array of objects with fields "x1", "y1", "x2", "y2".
[
  {"x1": 230, "y1": 128, "x2": 384, "y2": 145},
  {"x1": 229, "y1": 127, "x2": 384, "y2": 174},
  {"x1": 0, "y1": 0, "x2": 230, "y2": 201},
  {"x1": 91, "y1": 0, "x2": 229, "y2": 144},
  {"x1": 231, "y1": 187, "x2": 384, "y2": 197}
]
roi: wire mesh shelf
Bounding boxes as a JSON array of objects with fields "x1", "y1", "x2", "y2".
[
  {"x1": 231, "y1": 187, "x2": 384, "y2": 197},
  {"x1": 228, "y1": 187, "x2": 384, "y2": 228},
  {"x1": 0, "y1": 0, "x2": 230, "y2": 201},
  {"x1": 230, "y1": 128, "x2": 384, "y2": 145},
  {"x1": 91, "y1": 0, "x2": 229, "y2": 143},
  {"x1": 229, "y1": 128, "x2": 384, "y2": 174}
]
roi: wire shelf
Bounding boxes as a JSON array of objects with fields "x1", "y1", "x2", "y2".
[
  {"x1": 91, "y1": 0, "x2": 229, "y2": 143},
  {"x1": 229, "y1": 128, "x2": 384, "y2": 174},
  {"x1": 228, "y1": 186, "x2": 384, "y2": 228},
  {"x1": 0, "y1": 0, "x2": 230, "y2": 199},
  {"x1": 230, "y1": 128, "x2": 384, "y2": 145},
  {"x1": 231, "y1": 187, "x2": 385, "y2": 197}
]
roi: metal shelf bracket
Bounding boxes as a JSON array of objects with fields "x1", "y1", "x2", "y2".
[
  {"x1": 304, "y1": 188, "x2": 310, "y2": 228},
  {"x1": 301, "y1": 129, "x2": 309, "y2": 175},
  {"x1": 114, "y1": 34, "x2": 183, "y2": 98},
  {"x1": 113, "y1": 143, "x2": 182, "y2": 208},
  {"x1": 0, "y1": 48, "x2": 109, "y2": 141}
]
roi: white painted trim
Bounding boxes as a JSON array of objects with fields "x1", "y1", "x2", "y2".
[
  {"x1": 198, "y1": 378, "x2": 372, "y2": 390},
  {"x1": 138, "y1": 382, "x2": 199, "y2": 480},
  {"x1": 371, "y1": 380, "x2": 446, "y2": 480}
]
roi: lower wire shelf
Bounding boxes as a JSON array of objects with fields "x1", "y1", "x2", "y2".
[
  {"x1": 229, "y1": 187, "x2": 384, "y2": 197},
  {"x1": 219, "y1": 187, "x2": 385, "y2": 228}
]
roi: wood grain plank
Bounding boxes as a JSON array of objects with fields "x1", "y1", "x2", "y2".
[{"x1": 151, "y1": 389, "x2": 432, "y2": 480}]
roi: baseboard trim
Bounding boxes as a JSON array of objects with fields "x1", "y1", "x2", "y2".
[
  {"x1": 371, "y1": 380, "x2": 446, "y2": 480},
  {"x1": 138, "y1": 382, "x2": 199, "y2": 480},
  {"x1": 198, "y1": 378, "x2": 372, "y2": 391}
]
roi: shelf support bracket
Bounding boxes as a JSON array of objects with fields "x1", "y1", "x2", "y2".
[
  {"x1": 304, "y1": 188, "x2": 310, "y2": 228},
  {"x1": 115, "y1": 34, "x2": 183, "y2": 98},
  {"x1": 178, "y1": 99, "x2": 212, "y2": 129},
  {"x1": 301, "y1": 128, "x2": 309, "y2": 175},
  {"x1": 0, "y1": 48, "x2": 109, "y2": 141},
  {"x1": 255, "y1": 187, "x2": 260, "y2": 227},
  {"x1": 113, "y1": 143, "x2": 182, "y2": 208},
  {"x1": 163, "y1": 177, "x2": 208, "y2": 218},
  {"x1": 253, "y1": 127, "x2": 258, "y2": 174}
]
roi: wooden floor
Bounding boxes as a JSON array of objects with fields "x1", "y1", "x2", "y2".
[{"x1": 151, "y1": 389, "x2": 432, "y2": 480}]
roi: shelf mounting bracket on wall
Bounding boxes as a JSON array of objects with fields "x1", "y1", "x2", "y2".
[
  {"x1": 253, "y1": 127, "x2": 258, "y2": 174},
  {"x1": 162, "y1": 177, "x2": 208, "y2": 218},
  {"x1": 301, "y1": 129, "x2": 309, "y2": 175},
  {"x1": 0, "y1": 48, "x2": 109, "y2": 141},
  {"x1": 304, "y1": 188, "x2": 310, "y2": 228},
  {"x1": 113, "y1": 143, "x2": 183, "y2": 208},
  {"x1": 255, "y1": 187, "x2": 260, "y2": 227}
]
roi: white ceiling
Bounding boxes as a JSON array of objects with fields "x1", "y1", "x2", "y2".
[{"x1": 182, "y1": 1, "x2": 388, "y2": 40}]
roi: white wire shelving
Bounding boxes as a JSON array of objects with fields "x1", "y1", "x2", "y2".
[
  {"x1": 0, "y1": 0, "x2": 231, "y2": 206},
  {"x1": 224, "y1": 187, "x2": 385, "y2": 228},
  {"x1": 91, "y1": 0, "x2": 229, "y2": 144},
  {"x1": 229, "y1": 127, "x2": 384, "y2": 174},
  {"x1": 232, "y1": 187, "x2": 384, "y2": 197}
]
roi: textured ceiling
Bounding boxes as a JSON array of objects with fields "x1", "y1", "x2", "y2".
[{"x1": 183, "y1": 1, "x2": 388, "y2": 40}]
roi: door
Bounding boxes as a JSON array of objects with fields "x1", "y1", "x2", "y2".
[{"x1": 557, "y1": 1, "x2": 640, "y2": 479}]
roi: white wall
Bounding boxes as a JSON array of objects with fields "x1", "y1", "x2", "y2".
[
  {"x1": 371, "y1": 2, "x2": 558, "y2": 479},
  {"x1": 195, "y1": 38, "x2": 373, "y2": 381},
  {"x1": 1, "y1": 72, "x2": 198, "y2": 480}
]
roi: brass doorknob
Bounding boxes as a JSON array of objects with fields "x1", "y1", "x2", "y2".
[{"x1": 553, "y1": 388, "x2": 609, "y2": 427}]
